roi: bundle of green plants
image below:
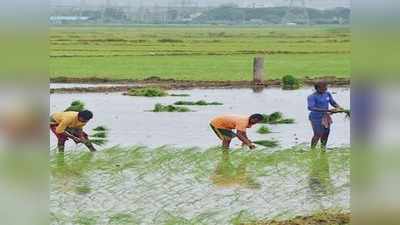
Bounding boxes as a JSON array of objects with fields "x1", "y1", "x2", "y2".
[
  {"x1": 89, "y1": 126, "x2": 109, "y2": 146},
  {"x1": 170, "y1": 93, "x2": 190, "y2": 97},
  {"x1": 152, "y1": 103, "x2": 191, "y2": 112},
  {"x1": 65, "y1": 100, "x2": 85, "y2": 112},
  {"x1": 269, "y1": 118, "x2": 296, "y2": 124},
  {"x1": 174, "y1": 100, "x2": 223, "y2": 106},
  {"x1": 261, "y1": 112, "x2": 295, "y2": 124},
  {"x1": 282, "y1": 75, "x2": 302, "y2": 90},
  {"x1": 257, "y1": 125, "x2": 271, "y2": 134},
  {"x1": 334, "y1": 109, "x2": 351, "y2": 118},
  {"x1": 253, "y1": 140, "x2": 279, "y2": 148},
  {"x1": 126, "y1": 87, "x2": 168, "y2": 97}
]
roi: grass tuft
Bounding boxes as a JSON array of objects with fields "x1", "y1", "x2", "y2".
[
  {"x1": 282, "y1": 75, "x2": 302, "y2": 90},
  {"x1": 126, "y1": 87, "x2": 168, "y2": 97},
  {"x1": 152, "y1": 103, "x2": 191, "y2": 112},
  {"x1": 257, "y1": 126, "x2": 271, "y2": 134},
  {"x1": 65, "y1": 100, "x2": 85, "y2": 112},
  {"x1": 261, "y1": 112, "x2": 295, "y2": 124}
]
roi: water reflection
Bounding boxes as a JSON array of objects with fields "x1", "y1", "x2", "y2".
[
  {"x1": 252, "y1": 85, "x2": 265, "y2": 93},
  {"x1": 210, "y1": 150, "x2": 260, "y2": 189},
  {"x1": 308, "y1": 149, "x2": 333, "y2": 199}
]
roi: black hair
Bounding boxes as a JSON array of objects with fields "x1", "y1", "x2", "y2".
[
  {"x1": 78, "y1": 110, "x2": 93, "y2": 121},
  {"x1": 314, "y1": 80, "x2": 327, "y2": 90},
  {"x1": 250, "y1": 113, "x2": 264, "y2": 121}
]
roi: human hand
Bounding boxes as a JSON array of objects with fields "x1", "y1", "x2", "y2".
[
  {"x1": 249, "y1": 144, "x2": 256, "y2": 150},
  {"x1": 330, "y1": 108, "x2": 340, "y2": 113}
]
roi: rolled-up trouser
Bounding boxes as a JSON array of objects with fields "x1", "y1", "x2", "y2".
[
  {"x1": 210, "y1": 124, "x2": 237, "y2": 141},
  {"x1": 50, "y1": 124, "x2": 88, "y2": 144}
]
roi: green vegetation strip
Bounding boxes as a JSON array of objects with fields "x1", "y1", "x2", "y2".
[
  {"x1": 174, "y1": 100, "x2": 223, "y2": 106},
  {"x1": 50, "y1": 26, "x2": 350, "y2": 81}
]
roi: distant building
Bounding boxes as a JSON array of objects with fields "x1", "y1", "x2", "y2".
[{"x1": 49, "y1": 16, "x2": 90, "y2": 24}]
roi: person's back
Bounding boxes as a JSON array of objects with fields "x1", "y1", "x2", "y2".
[
  {"x1": 50, "y1": 111, "x2": 87, "y2": 134},
  {"x1": 211, "y1": 114, "x2": 250, "y2": 131},
  {"x1": 210, "y1": 114, "x2": 264, "y2": 149}
]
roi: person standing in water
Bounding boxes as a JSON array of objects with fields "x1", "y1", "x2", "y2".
[{"x1": 307, "y1": 81, "x2": 343, "y2": 149}]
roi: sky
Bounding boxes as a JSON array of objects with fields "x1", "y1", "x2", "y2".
[{"x1": 51, "y1": 0, "x2": 350, "y2": 9}]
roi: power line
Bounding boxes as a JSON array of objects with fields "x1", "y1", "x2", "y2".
[{"x1": 281, "y1": 0, "x2": 310, "y2": 25}]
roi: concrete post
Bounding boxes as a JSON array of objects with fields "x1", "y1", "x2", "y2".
[{"x1": 253, "y1": 56, "x2": 265, "y2": 85}]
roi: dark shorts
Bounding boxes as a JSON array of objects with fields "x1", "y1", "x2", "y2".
[
  {"x1": 210, "y1": 124, "x2": 236, "y2": 141},
  {"x1": 310, "y1": 119, "x2": 330, "y2": 135},
  {"x1": 50, "y1": 124, "x2": 88, "y2": 144}
]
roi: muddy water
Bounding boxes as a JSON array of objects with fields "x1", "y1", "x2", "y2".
[{"x1": 50, "y1": 87, "x2": 350, "y2": 149}]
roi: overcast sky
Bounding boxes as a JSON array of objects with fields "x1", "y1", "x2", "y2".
[{"x1": 51, "y1": 0, "x2": 350, "y2": 9}]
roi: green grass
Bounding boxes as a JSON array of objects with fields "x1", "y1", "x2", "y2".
[{"x1": 50, "y1": 26, "x2": 350, "y2": 81}]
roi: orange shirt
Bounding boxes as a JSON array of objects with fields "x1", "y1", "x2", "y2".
[{"x1": 211, "y1": 114, "x2": 251, "y2": 131}]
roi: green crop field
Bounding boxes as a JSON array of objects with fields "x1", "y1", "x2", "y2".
[{"x1": 50, "y1": 25, "x2": 350, "y2": 81}]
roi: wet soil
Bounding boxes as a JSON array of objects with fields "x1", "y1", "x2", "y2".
[{"x1": 50, "y1": 76, "x2": 350, "y2": 94}]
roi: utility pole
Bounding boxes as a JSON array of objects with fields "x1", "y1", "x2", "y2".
[{"x1": 281, "y1": 0, "x2": 310, "y2": 25}]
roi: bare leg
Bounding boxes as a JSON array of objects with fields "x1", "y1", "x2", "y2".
[
  {"x1": 57, "y1": 141, "x2": 65, "y2": 153},
  {"x1": 311, "y1": 135, "x2": 321, "y2": 149},
  {"x1": 222, "y1": 139, "x2": 232, "y2": 149},
  {"x1": 84, "y1": 141, "x2": 97, "y2": 152},
  {"x1": 321, "y1": 131, "x2": 330, "y2": 150}
]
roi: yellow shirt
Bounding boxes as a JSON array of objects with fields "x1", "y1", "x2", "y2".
[
  {"x1": 50, "y1": 111, "x2": 87, "y2": 134},
  {"x1": 211, "y1": 114, "x2": 251, "y2": 132}
]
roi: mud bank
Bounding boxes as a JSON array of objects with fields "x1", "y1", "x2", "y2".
[{"x1": 50, "y1": 76, "x2": 350, "y2": 93}]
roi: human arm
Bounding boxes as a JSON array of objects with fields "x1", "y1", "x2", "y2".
[
  {"x1": 236, "y1": 130, "x2": 256, "y2": 149},
  {"x1": 328, "y1": 92, "x2": 341, "y2": 109}
]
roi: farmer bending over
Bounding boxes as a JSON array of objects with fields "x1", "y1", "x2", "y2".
[
  {"x1": 308, "y1": 80, "x2": 343, "y2": 149},
  {"x1": 50, "y1": 110, "x2": 96, "y2": 152},
  {"x1": 210, "y1": 114, "x2": 264, "y2": 149}
]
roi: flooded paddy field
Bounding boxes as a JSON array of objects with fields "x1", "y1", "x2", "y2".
[
  {"x1": 50, "y1": 146, "x2": 350, "y2": 225},
  {"x1": 50, "y1": 86, "x2": 350, "y2": 225},
  {"x1": 50, "y1": 87, "x2": 350, "y2": 149}
]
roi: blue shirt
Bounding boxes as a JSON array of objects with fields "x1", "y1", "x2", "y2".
[{"x1": 307, "y1": 91, "x2": 337, "y2": 120}]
